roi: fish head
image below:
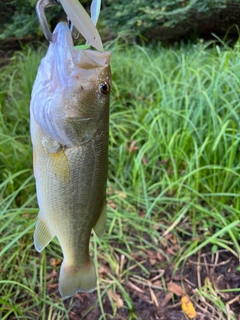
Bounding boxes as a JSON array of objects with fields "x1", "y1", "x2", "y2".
[
  {"x1": 60, "y1": 47, "x2": 111, "y2": 145},
  {"x1": 31, "y1": 22, "x2": 111, "y2": 147},
  {"x1": 67, "y1": 49, "x2": 111, "y2": 120}
]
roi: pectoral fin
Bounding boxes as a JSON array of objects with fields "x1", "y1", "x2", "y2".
[
  {"x1": 49, "y1": 148, "x2": 70, "y2": 182},
  {"x1": 34, "y1": 213, "x2": 55, "y2": 252},
  {"x1": 42, "y1": 137, "x2": 70, "y2": 182},
  {"x1": 93, "y1": 202, "x2": 107, "y2": 239}
]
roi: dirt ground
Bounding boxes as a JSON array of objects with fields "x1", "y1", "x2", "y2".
[{"x1": 61, "y1": 246, "x2": 240, "y2": 320}]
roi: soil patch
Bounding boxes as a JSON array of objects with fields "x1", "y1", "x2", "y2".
[{"x1": 58, "y1": 247, "x2": 240, "y2": 320}]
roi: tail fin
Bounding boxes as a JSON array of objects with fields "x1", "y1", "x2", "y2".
[{"x1": 59, "y1": 259, "x2": 97, "y2": 299}]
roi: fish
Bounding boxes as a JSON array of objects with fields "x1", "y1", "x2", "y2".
[{"x1": 30, "y1": 12, "x2": 111, "y2": 299}]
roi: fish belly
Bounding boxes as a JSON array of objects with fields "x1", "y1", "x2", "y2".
[{"x1": 33, "y1": 118, "x2": 108, "y2": 298}]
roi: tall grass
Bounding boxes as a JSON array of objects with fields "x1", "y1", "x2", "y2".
[{"x1": 0, "y1": 40, "x2": 239, "y2": 319}]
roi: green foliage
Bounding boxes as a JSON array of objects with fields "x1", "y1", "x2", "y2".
[
  {"x1": 0, "y1": 0, "x2": 96, "y2": 40},
  {"x1": 102, "y1": 0, "x2": 240, "y2": 37},
  {"x1": 2, "y1": 0, "x2": 240, "y2": 41},
  {"x1": 0, "y1": 47, "x2": 43, "y2": 204},
  {"x1": 0, "y1": 0, "x2": 67, "y2": 39},
  {"x1": 0, "y1": 0, "x2": 37, "y2": 39}
]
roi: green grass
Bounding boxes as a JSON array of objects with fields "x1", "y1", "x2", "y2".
[{"x1": 0, "y1": 40, "x2": 240, "y2": 319}]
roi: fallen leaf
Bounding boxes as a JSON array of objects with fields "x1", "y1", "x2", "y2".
[
  {"x1": 167, "y1": 282, "x2": 185, "y2": 296},
  {"x1": 159, "y1": 158, "x2": 170, "y2": 164},
  {"x1": 161, "y1": 292, "x2": 172, "y2": 307},
  {"x1": 98, "y1": 265, "x2": 110, "y2": 276},
  {"x1": 181, "y1": 295, "x2": 197, "y2": 319},
  {"x1": 150, "y1": 287, "x2": 159, "y2": 307},
  {"x1": 108, "y1": 200, "x2": 117, "y2": 209},
  {"x1": 128, "y1": 281, "x2": 145, "y2": 293},
  {"x1": 156, "y1": 252, "x2": 163, "y2": 261},
  {"x1": 108, "y1": 289, "x2": 124, "y2": 308},
  {"x1": 46, "y1": 283, "x2": 58, "y2": 289},
  {"x1": 128, "y1": 140, "x2": 138, "y2": 152},
  {"x1": 142, "y1": 156, "x2": 148, "y2": 165},
  {"x1": 204, "y1": 276, "x2": 212, "y2": 286},
  {"x1": 167, "y1": 246, "x2": 178, "y2": 255},
  {"x1": 50, "y1": 258, "x2": 61, "y2": 268},
  {"x1": 161, "y1": 240, "x2": 168, "y2": 248},
  {"x1": 117, "y1": 191, "x2": 127, "y2": 199},
  {"x1": 46, "y1": 269, "x2": 57, "y2": 280},
  {"x1": 153, "y1": 280, "x2": 162, "y2": 287},
  {"x1": 69, "y1": 312, "x2": 79, "y2": 320},
  {"x1": 106, "y1": 187, "x2": 114, "y2": 195}
]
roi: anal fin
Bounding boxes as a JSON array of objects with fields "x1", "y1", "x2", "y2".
[
  {"x1": 93, "y1": 202, "x2": 107, "y2": 239},
  {"x1": 34, "y1": 213, "x2": 55, "y2": 252}
]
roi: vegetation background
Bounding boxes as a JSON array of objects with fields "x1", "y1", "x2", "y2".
[
  {"x1": 2, "y1": 0, "x2": 240, "y2": 43},
  {"x1": 0, "y1": 0, "x2": 240, "y2": 319}
]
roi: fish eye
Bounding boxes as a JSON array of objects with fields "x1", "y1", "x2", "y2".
[{"x1": 99, "y1": 82, "x2": 110, "y2": 94}]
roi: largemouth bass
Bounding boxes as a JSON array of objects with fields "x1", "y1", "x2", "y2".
[{"x1": 30, "y1": 21, "x2": 111, "y2": 299}]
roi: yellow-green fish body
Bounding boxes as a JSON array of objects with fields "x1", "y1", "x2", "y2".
[{"x1": 30, "y1": 22, "x2": 111, "y2": 299}]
